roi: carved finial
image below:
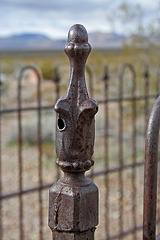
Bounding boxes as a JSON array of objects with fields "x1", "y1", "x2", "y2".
[
  {"x1": 54, "y1": 24, "x2": 98, "y2": 172},
  {"x1": 64, "y1": 24, "x2": 91, "y2": 103},
  {"x1": 68, "y1": 24, "x2": 88, "y2": 43},
  {"x1": 49, "y1": 25, "x2": 99, "y2": 239}
]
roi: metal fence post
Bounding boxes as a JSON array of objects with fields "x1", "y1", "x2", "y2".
[
  {"x1": 49, "y1": 24, "x2": 99, "y2": 239},
  {"x1": 143, "y1": 95, "x2": 160, "y2": 240}
]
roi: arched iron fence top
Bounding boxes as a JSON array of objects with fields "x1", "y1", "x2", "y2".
[
  {"x1": 118, "y1": 63, "x2": 136, "y2": 83},
  {"x1": 118, "y1": 63, "x2": 136, "y2": 100},
  {"x1": 117, "y1": 63, "x2": 137, "y2": 235},
  {"x1": 17, "y1": 64, "x2": 43, "y2": 240},
  {"x1": 143, "y1": 95, "x2": 160, "y2": 240},
  {"x1": 18, "y1": 65, "x2": 43, "y2": 83}
]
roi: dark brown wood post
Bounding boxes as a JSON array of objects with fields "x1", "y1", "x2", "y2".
[{"x1": 49, "y1": 24, "x2": 99, "y2": 240}]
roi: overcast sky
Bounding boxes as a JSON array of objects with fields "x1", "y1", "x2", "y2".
[{"x1": 0, "y1": 0, "x2": 158, "y2": 39}]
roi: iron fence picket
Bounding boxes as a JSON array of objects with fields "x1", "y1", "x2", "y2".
[{"x1": 0, "y1": 61, "x2": 159, "y2": 239}]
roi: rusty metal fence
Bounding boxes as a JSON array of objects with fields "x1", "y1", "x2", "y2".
[{"x1": 0, "y1": 60, "x2": 160, "y2": 239}]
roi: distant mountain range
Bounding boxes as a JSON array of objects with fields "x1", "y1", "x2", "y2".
[
  {"x1": 0, "y1": 32, "x2": 125, "y2": 51},
  {"x1": 89, "y1": 31, "x2": 125, "y2": 48}
]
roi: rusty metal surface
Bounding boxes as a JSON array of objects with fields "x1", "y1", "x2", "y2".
[
  {"x1": 143, "y1": 95, "x2": 160, "y2": 239},
  {"x1": 55, "y1": 24, "x2": 98, "y2": 173},
  {"x1": 49, "y1": 173, "x2": 98, "y2": 231},
  {"x1": 49, "y1": 24, "x2": 98, "y2": 239},
  {"x1": 52, "y1": 229, "x2": 95, "y2": 240}
]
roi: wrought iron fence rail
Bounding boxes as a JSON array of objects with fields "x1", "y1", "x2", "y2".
[
  {"x1": 0, "y1": 94, "x2": 158, "y2": 115},
  {"x1": 0, "y1": 160, "x2": 144, "y2": 201}
]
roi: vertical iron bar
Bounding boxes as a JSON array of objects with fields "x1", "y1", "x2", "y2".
[
  {"x1": 18, "y1": 66, "x2": 43, "y2": 240},
  {"x1": 37, "y1": 68, "x2": 43, "y2": 240},
  {"x1": 53, "y1": 66, "x2": 60, "y2": 180},
  {"x1": 157, "y1": 65, "x2": 160, "y2": 235},
  {"x1": 119, "y1": 64, "x2": 137, "y2": 239},
  {"x1": 143, "y1": 65, "x2": 150, "y2": 238},
  {"x1": 103, "y1": 65, "x2": 110, "y2": 238},
  {"x1": 86, "y1": 65, "x2": 94, "y2": 179},
  {"x1": 144, "y1": 65, "x2": 149, "y2": 135},
  {"x1": 86, "y1": 65, "x2": 93, "y2": 98},
  {"x1": 0, "y1": 71, "x2": 3, "y2": 240},
  {"x1": 157, "y1": 65, "x2": 160, "y2": 96},
  {"x1": 53, "y1": 66, "x2": 60, "y2": 102},
  {"x1": 130, "y1": 65, "x2": 137, "y2": 240},
  {"x1": 18, "y1": 69, "x2": 24, "y2": 240},
  {"x1": 118, "y1": 65, "x2": 124, "y2": 236}
]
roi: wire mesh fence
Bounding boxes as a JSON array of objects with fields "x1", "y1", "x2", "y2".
[{"x1": 0, "y1": 63, "x2": 160, "y2": 240}]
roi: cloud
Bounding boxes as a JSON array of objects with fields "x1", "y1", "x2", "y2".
[
  {"x1": 1, "y1": 0, "x2": 111, "y2": 12},
  {"x1": 0, "y1": 0, "x2": 158, "y2": 38},
  {"x1": 0, "y1": 0, "x2": 113, "y2": 37}
]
